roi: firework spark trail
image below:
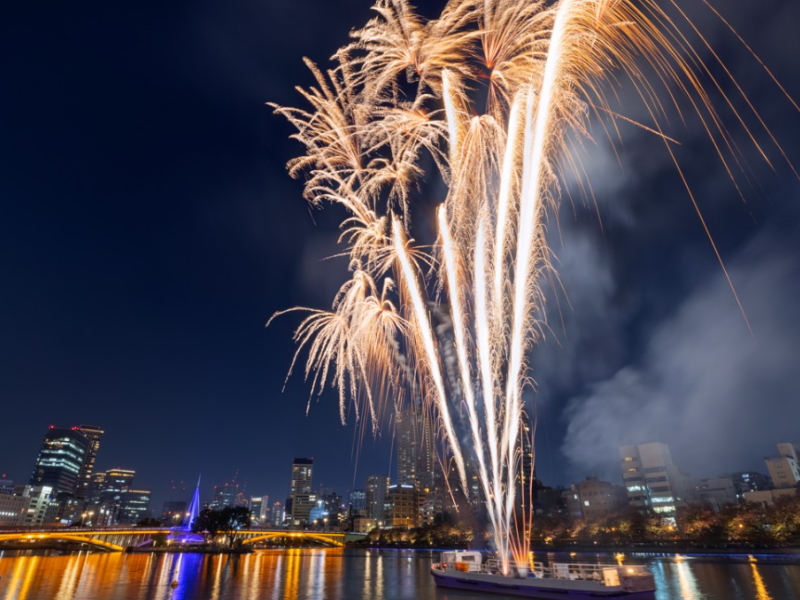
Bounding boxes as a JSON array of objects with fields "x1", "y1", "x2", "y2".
[
  {"x1": 391, "y1": 216, "x2": 468, "y2": 492},
  {"x1": 439, "y1": 207, "x2": 500, "y2": 543},
  {"x1": 271, "y1": 0, "x2": 790, "y2": 572}
]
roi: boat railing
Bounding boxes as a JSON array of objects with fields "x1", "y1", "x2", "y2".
[{"x1": 525, "y1": 562, "x2": 649, "y2": 584}]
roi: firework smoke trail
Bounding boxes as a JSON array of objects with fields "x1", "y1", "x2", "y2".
[{"x1": 271, "y1": 0, "x2": 790, "y2": 572}]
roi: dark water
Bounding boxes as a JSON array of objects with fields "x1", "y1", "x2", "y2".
[{"x1": 1, "y1": 549, "x2": 799, "y2": 600}]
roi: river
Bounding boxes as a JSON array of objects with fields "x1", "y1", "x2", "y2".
[{"x1": 1, "y1": 548, "x2": 799, "y2": 599}]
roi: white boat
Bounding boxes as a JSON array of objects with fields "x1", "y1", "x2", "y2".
[{"x1": 431, "y1": 550, "x2": 656, "y2": 599}]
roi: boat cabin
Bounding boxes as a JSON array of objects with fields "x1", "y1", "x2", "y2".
[{"x1": 439, "y1": 551, "x2": 483, "y2": 572}]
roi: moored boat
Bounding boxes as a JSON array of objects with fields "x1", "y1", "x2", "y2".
[{"x1": 431, "y1": 550, "x2": 656, "y2": 599}]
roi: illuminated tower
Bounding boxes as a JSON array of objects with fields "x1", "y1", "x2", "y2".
[
  {"x1": 74, "y1": 425, "x2": 104, "y2": 501},
  {"x1": 290, "y1": 458, "x2": 315, "y2": 525},
  {"x1": 396, "y1": 405, "x2": 435, "y2": 491},
  {"x1": 29, "y1": 426, "x2": 88, "y2": 498},
  {"x1": 366, "y1": 475, "x2": 390, "y2": 522}
]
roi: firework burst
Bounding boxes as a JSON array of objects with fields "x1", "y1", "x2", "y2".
[{"x1": 270, "y1": 0, "x2": 790, "y2": 572}]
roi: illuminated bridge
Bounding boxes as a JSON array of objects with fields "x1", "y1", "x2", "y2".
[{"x1": 0, "y1": 527, "x2": 364, "y2": 552}]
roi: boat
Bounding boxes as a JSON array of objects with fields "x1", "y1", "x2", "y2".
[{"x1": 431, "y1": 550, "x2": 656, "y2": 599}]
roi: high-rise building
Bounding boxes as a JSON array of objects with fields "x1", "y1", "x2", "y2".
[
  {"x1": 349, "y1": 489, "x2": 366, "y2": 515},
  {"x1": 290, "y1": 458, "x2": 316, "y2": 525},
  {"x1": 272, "y1": 501, "x2": 284, "y2": 527},
  {"x1": 366, "y1": 475, "x2": 390, "y2": 522},
  {"x1": 74, "y1": 425, "x2": 104, "y2": 501},
  {"x1": 731, "y1": 471, "x2": 771, "y2": 501},
  {"x1": 563, "y1": 477, "x2": 628, "y2": 521},
  {"x1": 291, "y1": 458, "x2": 313, "y2": 496},
  {"x1": 387, "y1": 484, "x2": 418, "y2": 528},
  {"x1": 17, "y1": 485, "x2": 58, "y2": 526},
  {"x1": 743, "y1": 443, "x2": 800, "y2": 506},
  {"x1": 29, "y1": 426, "x2": 89, "y2": 498},
  {"x1": 250, "y1": 496, "x2": 268, "y2": 523},
  {"x1": 117, "y1": 489, "x2": 151, "y2": 524},
  {"x1": 210, "y1": 481, "x2": 238, "y2": 510},
  {"x1": 765, "y1": 443, "x2": 800, "y2": 489},
  {"x1": 396, "y1": 406, "x2": 435, "y2": 491},
  {"x1": 96, "y1": 468, "x2": 137, "y2": 524},
  {"x1": 619, "y1": 442, "x2": 695, "y2": 523},
  {"x1": 88, "y1": 471, "x2": 107, "y2": 504},
  {"x1": 0, "y1": 493, "x2": 30, "y2": 526},
  {"x1": 696, "y1": 477, "x2": 739, "y2": 511},
  {"x1": 104, "y1": 469, "x2": 135, "y2": 491}
]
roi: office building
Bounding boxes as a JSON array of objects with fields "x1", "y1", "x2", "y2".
[
  {"x1": 117, "y1": 489, "x2": 151, "y2": 524},
  {"x1": 387, "y1": 484, "x2": 418, "y2": 528},
  {"x1": 743, "y1": 443, "x2": 800, "y2": 506},
  {"x1": 349, "y1": 489, "x2": 366, "y2": 514},
  {"x1": 74, "y1": 425, "x2": 104, "y2": 501},
  {"x1": 0, "y1": 493, "x2": 30, "y2": 526},
  {"x1": 87, "y1": 472, "x2": 107, "y2": 504},
  {"x1": 29, "y1": 426, "x2": 88, "y2": 498},
  {"x1": 619, "y1": 442, "x2": 695, "y2": 523},
  {"x1": 731, "y1": 471, "x2": 771, "y2": 500},
  {"x1": 564, "y1": 477, "x2": 628, "y2": 521},
  {"x1": 765, "y1": 443, "x2": 800, "y2": 489},
  {"x1": 272, "y1": 501, "x2": 284, "y2": 526},
  {"x1": 95, "y1": 469, "x2": 137, "y2": 524},
  {"x1": 396, "y1": 406, "x2": 435, "y2": 491},
  {"x1": 366, "y1": 475, "x2": 390, "y2": 522},
  {"x1": 210, "y1": 481, "x2": 238, "y2": 510},
  {"x1": 696, "y1": 477, "x2": 739, "y2": 511},
  {"x1": 290, "y1": 458, "x2": 315, "y2": 525},
  {"x1": 250, "y1": 496, "x2": 269, "y2": 523},
  {"x1": 18, "y1": 485, "x2": 57, "y2": 526}
]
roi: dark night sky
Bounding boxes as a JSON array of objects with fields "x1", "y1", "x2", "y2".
[{"x1": 1, "y1": 0, "x2": 798, "y2": 510}]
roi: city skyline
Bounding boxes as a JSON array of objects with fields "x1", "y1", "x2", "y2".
[{"x1": 1, "y1": 0, "x2": 799, "y2": 511}]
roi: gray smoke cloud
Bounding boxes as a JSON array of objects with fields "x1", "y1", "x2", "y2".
[
  {"x1": 561, "y1": 221, "x2": 800, "y2": 479},
  {"x1": 527, "y1": 0, "x2": 800, "y2": 484}
]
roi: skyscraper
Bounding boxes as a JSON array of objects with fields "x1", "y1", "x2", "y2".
[
  {"x1": 210, "y1": 481, "x2": 238, "y2": 509},
  {"x1": 290, "y1": 458, "x2": 315, "y2": 525},
  {"x1": 272, "y1": 501, "x2": 284, "y2": 526},
  {"x1": 74, "y1": 425, "x2": 104, "y2": 501},
  {"x1": 366, "y1": 475, "x2": 390, "y2": 522},
  {"x1": 29, "y1": 426, "x2": 88, "y2": 498},
  {"x1": 396, "y1": 405, "x2": 434, "y2": 491}
]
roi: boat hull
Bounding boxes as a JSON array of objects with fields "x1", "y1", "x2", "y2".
[{"x1": 431, "y1": 568, "x2": 656, "y2": 599}]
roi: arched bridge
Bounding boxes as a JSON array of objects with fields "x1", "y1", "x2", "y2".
[{"x1": 0, "y1": 527, "x2": 363, "y2": 552}]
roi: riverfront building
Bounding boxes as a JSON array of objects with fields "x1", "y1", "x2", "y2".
[
  {"x1": 743, "y1": 443, "x2": 800, "y2": 506},
  {"x1": 366, "y1": 475, "x2": 390, "y2": 523},
  {"x1": 564, "y1": 477, "x2": 628, "y2": 521},
  {"x1": 619, "y1": 442, "x2": 695, "y2": 523},
  {"x1": 29, "y1": 427, "x2": 88, "y2": 498},
  {"x1": 290, "y1": 458, "x2": 316, "y2": 525},
  {"x1": 74, "y1": 425, "x2": 104, "y2": 501}
]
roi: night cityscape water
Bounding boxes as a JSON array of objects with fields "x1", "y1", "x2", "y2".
[{"x1": 1, "y1": 549, "x2": 799, "y2": 600}]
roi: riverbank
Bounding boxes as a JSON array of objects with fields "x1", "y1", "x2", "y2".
[
  {"x1": 530, "y1": 544, "x2": 800, "y2": 557},
  {"x1": 127, "y1": 546, "x2": 253, "y2": 554}
]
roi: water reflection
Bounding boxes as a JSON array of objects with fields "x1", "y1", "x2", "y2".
[
  {"x1": 675, "y1": 558, "x2": 703, "y2": 600},
  {"x1": 750, "y1": 561, "x2": 773, "y2": 600},
  {"x1": 0, "y1": 549, "x2": 798, "y2": 600}
]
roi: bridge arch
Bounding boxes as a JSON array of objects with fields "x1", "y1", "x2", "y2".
[
  {"x1": 0, "y1": 532, "x2": 124, "y2": 552},
  {"x1": 242, "y1": 532, "x2": 344, "y2": 547}
]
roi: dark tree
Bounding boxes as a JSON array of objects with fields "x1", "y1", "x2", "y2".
[{"x1": 192, "y1": 507, "x2": 251, "y2": 546}]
